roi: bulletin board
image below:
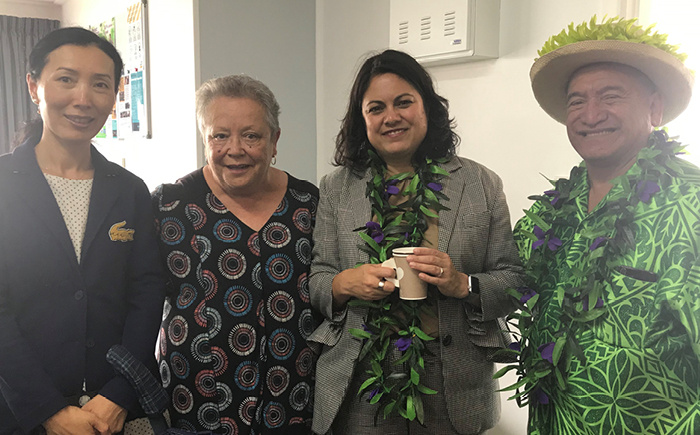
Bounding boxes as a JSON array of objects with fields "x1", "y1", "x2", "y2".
[{"x1": 90, "y1": 0, "x2": 151, "y2": 140}]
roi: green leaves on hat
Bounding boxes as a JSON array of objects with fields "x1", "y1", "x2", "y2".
[{"x1": 538, "y1": 15, "x2": 687, "y2": 62}]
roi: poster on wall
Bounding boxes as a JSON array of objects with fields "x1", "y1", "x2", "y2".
[{"x1": 89, "y1": 1, "x2": 150, "y2": 140}]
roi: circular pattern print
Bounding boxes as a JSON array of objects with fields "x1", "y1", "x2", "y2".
[
  {"x1": 292, "y1": 208, "x2": 312, "y2": 233},
  {"x1": 176, "y1": 283, "x2": 197, "y2": 309},
  {"x1": 219, "y1": 249, "x2": 247, "y2": 280},
  {"x1": 168, "y1": 315, "x2": 188, "y2": 346},
  {"x1": 296, "y1": 347, "x2": 313, "y2": 377},
  {"x1": 266, "y1": 254, "x2": 293, "y2": 284},
  {"x1": 185, "y1": 203, "x2": 207, "y2": 230},
  {"x1": 297, "y1": 308, "x2": 314, "y2": 340},
  {"x1": 266, "y1": 365, "x2": 290, "y2": 397},
  {"x1": 197, "y1": 267, "x2": 218, "y2": 300},
  {"x1": 295, "y1": 237, "x2": 312, "y2": 265},
  {"x1": 190, "y1": 333, "x2": 212, "y2": 364},
  {"x1": 229, "y1": 323, "x2": 256, "y2": 357},
  {"x1": 160, "y1": 217, "x2": 186, "y2": 245},
  {"x1": 268, "y1": 328, "x2": 295, "y2": 360},
  {"x1": 205, "y1": 193, "x2": 227, "y2": 214},
  {"x1": 224, "y1": 286, "x2": 252, "y2": 317},
  {"x1": 216, "y1": 381, "x2": 233, "y2": 410},
  {"x1": 160, "y1": 359, "x2": 171, "y2": 388},
  {"x1": 289, "y1": 188, "x2": 312, "y2": 203},
  {"x1": 239, "y1": 396, "x2": 258, "y2": 426},
  {"x1": 197, "y1": 402, "x2": 219, "y2": 430},
  {"x1": 214, "y1": 219, "x2": 242, "y2": 243},
  {"x1": 219, "y1": 417, "x2": 238, "y2": 435},
  {"x1": 170, "y1": 352, "x2": 190, "y2": 380},
  {"x1": 234, "y1": 361, "x2": 259, "y2": 391},
  {"x1": 191, "y1": 235, "x2": 211, "y2": 261},
  {"x1": 273, "y1": 197, "x2": 288, "y2": 216},
  {"x1": 210, "y1": 345, "x2": 229, "y2": 377},
  {"x1": 247, "y1": 232, "x2": 260, "y2": 256},
  {"x1": 194, "y1": 370, "x2": 217, "y2": 397},
  {"x1": 172, "y1": 384, "x2": 194, "y2": 414},
  {"x1": 289, "y1": 382, "x2": 311, "y2": 411},
  {"x1": 263, "y1": 401, "x2": 286, "y2": 429},
  {"x1": 251, "y1": 262, "x2": 263, "y2": 290},
  {"x1": 262, "y1": 222, "x2": 291, "y2": 248},
  {"x1": 297, "y1": 273, "x2": 310, "y2": 303},
  {"x1": 268, "y1": 291, "x2": 295, "y2": 322},
  {"x1": 167, "y1": 251, "x2": 191, "y2": 278}
]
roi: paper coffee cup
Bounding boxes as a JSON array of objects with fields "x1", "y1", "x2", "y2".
[{"x1": 381, "y1": 247, "x2": 428, "y2": 300}]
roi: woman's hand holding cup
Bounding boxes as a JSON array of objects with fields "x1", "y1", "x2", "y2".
[
  {"x1": 332, "y1": 264, "x2": 397, "y2": 307},
  {"x1": 407, "y1": 247, "x2": 470, "y2": 299}
]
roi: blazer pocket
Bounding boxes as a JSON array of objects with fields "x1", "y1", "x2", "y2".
[{"x1": 461, "y1": 210, "x2": 491, "y2": 228}]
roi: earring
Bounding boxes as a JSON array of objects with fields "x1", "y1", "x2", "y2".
[{"x1": 271, "y1": 156, "x2": 277, "y2": 166}]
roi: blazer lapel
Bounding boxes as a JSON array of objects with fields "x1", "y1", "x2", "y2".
[
  {"x1": 438, "y1": 157, "x2": 465, "y2": 253},
  {"x1": 346, "y1": 168, "x2": 373, "y2": 266},
  {"x1": 80, "y1": 147, "x2": 121, "y2": 263},
  {"x1": 6, "y1": 142, "x2": 80, "y2": 267}
]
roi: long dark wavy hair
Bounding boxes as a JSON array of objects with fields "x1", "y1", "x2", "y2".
[
  {"x1": 333, "y1": 49, "x2": 459, "y2": 172},
  {"x1": 11, "y1": 27, "x2": 124, "y2": 149}
]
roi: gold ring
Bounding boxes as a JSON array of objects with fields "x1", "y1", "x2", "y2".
[{"x1": 439, "y1": 267, "x2": 444, "y2": 277}]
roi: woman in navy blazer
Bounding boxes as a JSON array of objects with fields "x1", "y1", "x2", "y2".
[{"x1": 0, "y1": 28, "x2": 165, "y2": 434}]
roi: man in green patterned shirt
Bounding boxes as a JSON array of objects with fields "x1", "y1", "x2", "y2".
[{"x1": 510, "y1": 17, "x2": 699, "y2": 434}]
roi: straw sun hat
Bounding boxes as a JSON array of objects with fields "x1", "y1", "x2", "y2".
[{"x1": 530, "y1": 16, "x2": 694, "y2": 125}]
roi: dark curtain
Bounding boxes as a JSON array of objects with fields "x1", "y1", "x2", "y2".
[{"x1": 0, "y1": 15, "x2": 59, "y2": 154}]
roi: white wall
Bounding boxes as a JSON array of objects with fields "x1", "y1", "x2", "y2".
[
  {"x1": 61, "y1": 0, "x2": 199, "y2": 190},
  {"x1": 0, "y1": 0, "x2": 61, "y2": 20},
  {"x1": 316, "y1": 1, "x2": 629, "y2": 434}
]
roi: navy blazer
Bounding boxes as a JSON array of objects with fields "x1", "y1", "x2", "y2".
[{"x1": 0, "y1": 140, "x2": 166, "y2": 433}]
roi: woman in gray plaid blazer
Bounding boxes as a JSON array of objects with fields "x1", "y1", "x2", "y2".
[{"x1": 309, "y1": 50, "x2": 525, "y2": 434}]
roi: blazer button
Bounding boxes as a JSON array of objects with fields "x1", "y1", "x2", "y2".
[
  {"x1": 74, "y1": 290, "x2": 84, "y2": 300},
  {"x1": 442, "y1": 334, "x2": 452, "y2": 346},
  {"x1": 85, "y1": 339, "x2": 95, "y2": 348}
]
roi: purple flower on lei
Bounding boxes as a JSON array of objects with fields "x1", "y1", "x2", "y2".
[
  {"x1": 384, "y1": 178, "x2": 400, "y2": 198},
  {"x1": 590, "y1": 236, "x2": 607, "y2": 251},
  {"x1": 508, "y1": 342, "x2": 521, "y2": 352},
  {"x1": 365, "y1": 221, "x2": 384, "y2": 243},
  {"x1": 368, "y1": 387, "x2": 380, "y2": 400},
  {"x1": 544, "y1": 189, "x2": 561, "y2": 206},
  {"x1": 533, "y1": 225, "x2": 562, "y2": 251},
  {"x1": 427, "y1": 182, "x2": 443, "y2": 192},
  {"x1": 517, "y1": 287, "x2": 537, "y2": 304},
  {"x1": 636, "y1": 180, "x2": 660, "y2": 203},
  {"x1": 538, "y1": 342, "x2": 555, "y2": 364},
  {"x1": 582, "y1": 297, "x2": 604, "y2": 311},
  {"x1": 395, "y1": 336, "x2": 412, "y2": 352},
  {"x1": 533, "y1": 387, "x2": 550, "y2": 405}
]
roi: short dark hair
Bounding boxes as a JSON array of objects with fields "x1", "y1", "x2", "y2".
[
  {"x1": 13, "y1": 27, "x2": 123, "y2": 149},
  {"x1": 334, "y1": 49, "x2": 459, "y2": 171}
]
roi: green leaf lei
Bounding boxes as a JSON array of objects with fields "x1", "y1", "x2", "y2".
[
  {"x1": 494, "y1": 130, "x2": 685, "y2": 407},
  {"x1": 538, "y1": 15, "x2": 688, "y2": 62},
  {"x1": 347, "y1": 149, "x2": 450, "y2": 424}
]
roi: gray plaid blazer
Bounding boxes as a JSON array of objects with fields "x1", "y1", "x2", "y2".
[{"x1": 309, "y1": 157, "x2": 525, "y2": 434}]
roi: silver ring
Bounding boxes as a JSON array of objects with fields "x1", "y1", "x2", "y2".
[
  {"x1": 378, "y1": 281, "x2": 385, "y2": 289},
  {"x1": 438, "y1": 267, "x2": 444, "y2": 277}
]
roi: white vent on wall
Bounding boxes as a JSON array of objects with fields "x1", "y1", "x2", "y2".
[{"x1": 390, "y1": 0, "x2": 500, "y2": 66}]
